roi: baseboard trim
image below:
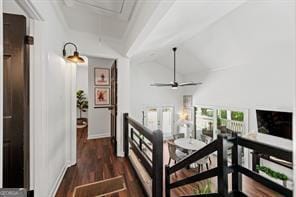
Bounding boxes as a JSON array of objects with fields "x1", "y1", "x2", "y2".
[
  {"x1": 117, "y1": 151, "x2": 125, "y2": 157},
  {"x1": 49, "y1": 161, "x2": 71, "y2": 197},
  {"x1": 88, "y1": 132, "x2": 110, "y2": 140}
]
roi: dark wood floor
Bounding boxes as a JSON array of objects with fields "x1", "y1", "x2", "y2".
[
  {"x1": 163, "y1": 143, "x2": 282, "y2": 197},
  {"x1": 56, "y1": 128, "x2": 282, "y2": 197},
  {"x1": 55, "y1": 127, "x2": 144, "y2": 197}
]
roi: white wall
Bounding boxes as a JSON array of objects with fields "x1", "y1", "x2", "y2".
[
  {"x1": 67, "y1": 30, "x2": 130, "y2": 157},
  {"x1": 181, "y1": 1, "x2": 295, "y2": 149},
  {"x1": 87, "y1": 57, "x2": 114, "y2": 139},
  {"x1": 76, "y1": 66, "x2": 88, "y2": 96},
  {"x1": 76, "y1": 65, "x2": 88, "y2": 118},
  {"x1": 29, "y1": 2, "x2": 72, "y2": 196},
  {"x1": 3, "y1": 0, "x2": 28, "y2": 20},
  {"x1": 130, "y1": 61, "x2": 183, "y2": 122},
  {"x1": 185, "y1": 63, "x2": 294, "y2": 132}
]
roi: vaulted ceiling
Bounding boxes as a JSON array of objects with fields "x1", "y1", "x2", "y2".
[
  {"x1": 51, "y1": 0, "x2": 294, "y2": 74},
  {"x1": 131, "y1": 0, "x2": 295, "y2": 75}
]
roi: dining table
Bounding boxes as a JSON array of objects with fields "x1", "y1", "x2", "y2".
[
  {"x1": 174, "y1": 138, "x2": 207, "y2": 152},
  {"x1": 174, "y1": 138, "x2": 207, "y2": 169}
]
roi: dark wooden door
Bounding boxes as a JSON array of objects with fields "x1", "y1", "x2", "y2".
[
  {"x1": 110, "y1": 61, "x2": 117, "y2": 155},
  {"x1": 3, "y1": 13, "x2": 30, "y2": 188}
]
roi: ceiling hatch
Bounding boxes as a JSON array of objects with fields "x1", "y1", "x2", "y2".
[{"x1": 74, "y1": 0, "x2": 124, "y2": 14}]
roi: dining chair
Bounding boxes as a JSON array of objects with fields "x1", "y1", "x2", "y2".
[
  {"x1": 173, "y1": 133, "x2": 185, "y2": 140},
  {"x1": 173, "y1": 133, "x2": 188, "y2": 154},
  {"x1": 196, "y1": 156, "x2": 210, "y2": 173},
  {"x1": 199, "y1": 134, "x2": 212, "y2": 164},
  {"x1": 167, "y1": 140, "x2": 187, "y2": 165}
]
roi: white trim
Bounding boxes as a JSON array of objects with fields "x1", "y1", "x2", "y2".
[
  {"x1": 87, "y1": 132, "x2": 111, "y2": 140},
  {"x1": 50, "y1": 1, "x2": 71, "y2": 31},
  {"x1": 70, "y1": 64, "x2": 77, "y2": 165},
  {"x1": 117, "y1": 151, "x2": 124, "y2": 158},
  {"x1": 49, "y1": 162, "x2": 71, "y2": 197},
  {"x1": 30, "y1": 20, "x2": 48, "y2": 195},
  {"x1": 293, "y1": 51, "x2": 296, "y2": 194},
  {"x1": 28, "y1": 18, "x2": 35, "y2": 190},
  {"x1": 15, "y1": 0, "x2": 44, "y2": 20}
]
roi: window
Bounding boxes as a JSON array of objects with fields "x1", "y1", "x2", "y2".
[
  {"x1": 196, "y1": 107, "x2": 215, "y2": 138},
  {"x1": 195, "y1": 106, "x2": 248, "y2": 140},
  {"x1": 146, "y1": 108, "x2": 158, "y2": 131},
  {"x1": 195, "y1": 106, "x2": 249, "y2": 166},
  {"x1": 217, "y1": 109, "x2": 246, "y2": 135}
]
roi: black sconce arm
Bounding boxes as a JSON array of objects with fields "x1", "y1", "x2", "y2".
[{"x1": 63, "y1": 42, "x2": 78, "y2": 57}]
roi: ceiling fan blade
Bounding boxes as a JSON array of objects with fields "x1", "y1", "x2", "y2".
[
  {"x1": 179, "y1": 82, "x2": 202, "y2": 86},
  {"x1": 150, "y1": 83, "x2": 173, "y2": 87}
]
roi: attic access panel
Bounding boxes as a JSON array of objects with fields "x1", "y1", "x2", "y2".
[{"x1": 75, "y1": 0, "x2": 124, "y2": 13}]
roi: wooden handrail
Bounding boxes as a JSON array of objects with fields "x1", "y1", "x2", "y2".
[
  {"x1": 237, "y1": 136, "x2": 292, "y2": 162},
  {"x1": 169, "y1": 140, "x2": 218, "y2": 174},
  {"x1": 126, "y1": 115, "x2": 154, "y2": 141},
  {"x1": 238, "y1": 166, "x2": 292, "y2": 197},
  {"x1": 165, "y1": 133, "x2": 293, "y2": 197},
  {"x1": 124, "y1": 113, "x2": 293, "y2": 197},
  {"x1": 168, "y1": 167, "x2": 218, "y2": 189},
  {"x1": 123, "y1": 113, "x2": 163, "y2": 197},
  {"x1": 132, "y1": 130, "x2": 153, "y2": 152}
]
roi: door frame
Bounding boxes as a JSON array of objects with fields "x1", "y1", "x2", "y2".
[
  {"x1": 110, "y1": 60, "x2": 118, "y2": 155},
  {"x1": 0, "y1": 0, "x2": 44, "y2": 189},
  {"x1": 71, "y1": 56, "x2": 120, "y2": 161}
]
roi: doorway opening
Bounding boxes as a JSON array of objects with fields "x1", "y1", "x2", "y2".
[
  {"x1": 76, "y1": 56, "x2": 117, "y2": 155},
  {"x1": 145, "y1": 106, "x2": 175, "y2": 139}
]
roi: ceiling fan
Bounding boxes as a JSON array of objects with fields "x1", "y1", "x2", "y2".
[{"x1": 151, "y1": 47, "x2": 202, "y2": 89}]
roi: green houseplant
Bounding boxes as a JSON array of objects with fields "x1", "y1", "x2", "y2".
[
  {"x1": 256, "y1": 165, "x2": 288, "y2": 181},
  {"x1": 256, "y1": 165, "x2": 289, "y2": 187},
  {"x1": 193, "y1": 180, "x2": 212, "y2": 195},
  {"x1": 77, "y1": 90, "x2": 88, "y2": 126}
]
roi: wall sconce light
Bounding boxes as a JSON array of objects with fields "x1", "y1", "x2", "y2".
[{"x1": 62, "y1": 42, "x2": 85, "y2": 63}]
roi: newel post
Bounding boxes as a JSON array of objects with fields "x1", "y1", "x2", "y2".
[
  {"x1": 217, "y1": 134, "x2": 229, "y2": 197},
  {"x1": 232, "y1": 133, "x2": 242, "y2": 194},
  {"x1": 152, "y1": 130, "x2": 163, "y2": 197},
  {"x1": 123, "y1": 113, "x2": 129, "y2": 157},
  {"x1": 165, "y1": 165, "x2": 170, "y2": 197}
]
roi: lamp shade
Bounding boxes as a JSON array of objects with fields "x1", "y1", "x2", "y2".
[
  {"x1": 66, "y1": 51, "x2": 85, "y2": 63},
  {"x1": 63, "y1": 42, "x2": 85, "y2": 64}
]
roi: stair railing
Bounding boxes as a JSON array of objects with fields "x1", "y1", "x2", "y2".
[
  {"x1": 123, "y1": 113, "x2": 163, "y2": 197},
  {"x1": 165, "y1": 133, "x2": 293, "y2": 197},
  {"x1": 165, "y1": 134, "x2": 232, "y2": 197}
]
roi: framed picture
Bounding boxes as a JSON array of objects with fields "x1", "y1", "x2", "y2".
[
  {"x1": 94, "y1": 87, "x2": 110, "y2": 106},
  {"x1": 94, "y1": 68, "x2": 110, "y2": 86},
  {"x1": 183, "y1": 95, "x2": 193, "y2": 108}
]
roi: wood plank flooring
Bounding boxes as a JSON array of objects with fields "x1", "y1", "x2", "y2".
[
  {"x1": 163, "y1": 142, "x2": 283, "y2": 197},
  {"x1": 55, "y1": 128, "x2": 144, "y2": 197},
  {"x1": 56, "y1": 128, "x2": 283, "y2": 197}
]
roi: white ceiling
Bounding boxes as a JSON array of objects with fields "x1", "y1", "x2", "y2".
[
  {"x1": 135, "y1": 0, "x2": 246, "y2": 54},
  {"x1": 132, "y1": 0, "x2": 294, "y2": 75},
  {"x1": 55, "y1": 0, "x2": 137, "y2": 39},
  {"x1": 74, "y1": 0, "x2": 125, "y2": 14}
]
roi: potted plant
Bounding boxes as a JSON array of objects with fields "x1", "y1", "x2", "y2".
[
  {"x1": 77, "y1": 90, "x2": 88, "y2": 128},
  {"x1": 193, "y1": 180, "x2": 212, "y2": 195},
  {"x1": 256, "y1": 165, "x2": 289, "y2": 187}
]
